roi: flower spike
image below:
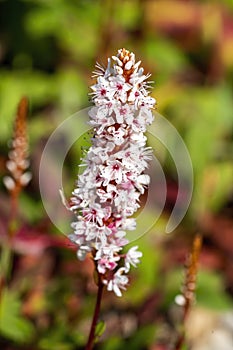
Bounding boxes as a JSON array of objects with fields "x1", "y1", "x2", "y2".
[{"x1": 68, "y1": 49, "x2": 156, "y2": 296}]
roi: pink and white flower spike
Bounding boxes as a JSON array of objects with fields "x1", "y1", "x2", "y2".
[{"x1": 68, "y1": 48, "x2": 156, "y2": 296}]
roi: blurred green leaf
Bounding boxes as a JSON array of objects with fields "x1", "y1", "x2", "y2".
[
  {"x1": 126, "y1": 324, "x2": 155, "y2": 350},
  {"x1": 38, "y1": 322, "x2": 76, "y2": 350},
  {"x1": 0, "y1": 288, "x2": 35, "y2": 343},
  {"x1": 197, "y1": 270, "x2": 233, "y2": 310},
  {"x1": 172, "y1": 85, "x2": 233, "y2": 216},
  {"x1": 143, "y1": 37, "x2": 188, "y2": 80},
  {"x1": 95, "y1": 320, "x2": 106, "y2": 339},
  {"x1": 0, "y1": 71, "x2": 56, "y2": 142},
  {"x1": 102, "y1": 336, "x2": 124, "y2": 350},
  {"x1": 201, "y1": 162, "x2": 233, "y2": 212},
  {"x1": 181, "y1": 345, "x2": 188, "y2": 350},
  {"x1": 25, "y1": 0, "x2": 100, "y2": 62},
  {"x1": 0, "y1": 244, "x2": 11, "y2": 281},
  {"x1": 55, "y1": 69, "x2": 87, "y2": 113},
  {"x1": 115, "y1": 1, "x2": 140, "y2": 29},
  {"x1": 19, "y1": 193, "x2": 45, "y2": 222},
  {"x1": 125, "y1": 232, "x2": 162, "y2": 303},
  {"x1": 39, "y1": 340, "x2": 73, "y2": 350}
]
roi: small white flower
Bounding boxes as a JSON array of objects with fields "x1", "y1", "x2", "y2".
[
  {"x1": 130, "y1": 132, "x2": 147, "y2": 146},
  {"x1": 140, "y1": 96, "x2": 156, "y2": 109},
  {"x1": 90, "y1": 76, "x2": 114, "y2": 103},
  {"x1": 121, "y1": 218, "x2": 136, "y2": 231},
  {"x1": 109, "y1": 75, "x2": 131, "y2": 103},
  {"x1": 114, "y1": 104, "x2": 132, "y2": 124},
  {"x1": 3, "y1": 176, "x2": 15, "y2": 191},
  {"x1": 105, "y1": 125, "x2": 127, "y2": 146},
  {"x1": 105, "y1": 268, "x2": 129, "y2": 297},
  {"x1": 101, "y1": 160, "x2": 125, "y2": 185},
  {"x1": 77, "y1": 245, "x2": 91, "y2": 261},
  {"x1": 134, "y1": 174, "x2": 150, "y2": 194},
  {"x1": 82, "y1": 203, "x2": 111, "y2": 226},
  {"x1": 95, "y1": 244, "x2": 121, "y2": 274},
  {"x1": 124, "y1": 246, "x2": 143, "y2": 272},
  {"x1": 111, "y1": 230, "x2": 128, "y2": 247}
]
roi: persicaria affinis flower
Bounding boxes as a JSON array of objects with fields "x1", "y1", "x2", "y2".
[{"x1": 68, "y1": 48, "x2": 156, "y2": 296}]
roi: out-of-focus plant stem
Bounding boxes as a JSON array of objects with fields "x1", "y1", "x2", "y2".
[
  {"x1": 0, "y1": 208, "x2": 17, "y2": 299},
  {"x1": 0, "y1": 196, "x2": 16, "y2": 301},
  {"x1": 174, "y1": 233, "x2": 202, "y2": 350}
]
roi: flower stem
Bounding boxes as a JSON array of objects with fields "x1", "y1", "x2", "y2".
[
  {"x1": 85, "y1": 272, "x2": 104, "y2": 350},
  {"x1": 0, "y1": 191, "x2": 19, "y2": 298}
]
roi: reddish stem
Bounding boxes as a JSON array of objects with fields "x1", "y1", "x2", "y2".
[{"x1": 85, "y1": 272, "x2": 104, "y2": 350}]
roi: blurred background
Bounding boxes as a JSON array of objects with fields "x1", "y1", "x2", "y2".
[{"x1": 0, "y1": 0, "x2": 233, "y2": 349}]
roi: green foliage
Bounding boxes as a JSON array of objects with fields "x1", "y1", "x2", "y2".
[
  {"x1": 0, "y1": 288, "x2": 35, "y2": 343},
  {"x1": 0, "y1": 245, "x2": 11, "y2": 281},
  {"x1": 181, "y1": 345, "x2": 188, "y2": 350},
  {"x1": 126, "y1": 324, "x2": 155, "y2": 350},
  {"x1": 101, "y1": 336, "x2": 124, "y2": 350},
  {"x1": 143, "y1": 37, "x2": 188, "y2": 80},
  {"x1": 201, "y1": 162, "x2": 233, "y2": 213},
  {"x1": 115, "y1": 1, "x2": 140, "y2": 29},
  {"x1": 125, "y1": 232, "x2": 162, "y2": 304},
  {"x1": 95, "y1": 320, "x2": 106, "y2": 340},
  {"x1": 168, "y1": 85, "x2": 233, "y2": 215},
  {"x1": 101, "y1": 324, "x2": 155, "y2": 350},
  {"x1": 197, "y1": 270, "x2": 233, "y2": 310},
  {"x1": 38, "y1": 324, "x2": 84, "y2": 350},
  {"x1": 24, "y1": 0, "x2": 101, "y2": 62},
  {"x1": 19, "y1": 192, "x2": 45, "y2": 222},
  {"x1": 0, "y1": 71, "x2": 56, "y2": 142}
]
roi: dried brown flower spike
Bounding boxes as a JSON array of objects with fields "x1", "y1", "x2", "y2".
[
  {"x1": 174, "y1": 234, "x2": 202, "y2": 350},
  {"x1": 3, "y1": 97, "x2": 32, "y2": 203},
  {"x1": 182, "y1": 234, "x2": 202, "y2": 314},
  {"x1": 175, "y1": 234, "x2": 202, "y2": 316}
]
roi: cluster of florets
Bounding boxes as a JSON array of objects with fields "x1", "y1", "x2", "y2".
[{"x1": 69, "y1": 49, "x2": 156, "y2": 296}]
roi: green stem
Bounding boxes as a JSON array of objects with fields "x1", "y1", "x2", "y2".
[
  {"x1": 0, "y1": 241, "x2": 13, "y2": 297},
  {"x1": 0, "y1": 193, "x2": 19, "y2": 297}
]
